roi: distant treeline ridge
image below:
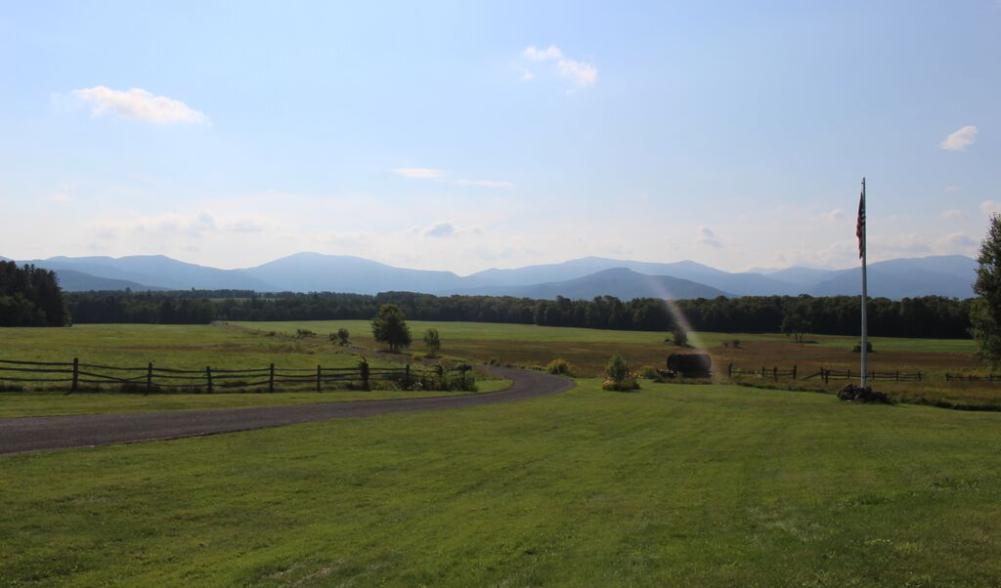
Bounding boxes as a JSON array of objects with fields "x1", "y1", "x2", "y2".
[{"x1": 62, "y1": 290, "x2": 973, "y2": 339}]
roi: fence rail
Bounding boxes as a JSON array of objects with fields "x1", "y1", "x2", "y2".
[
  {"x1": 0, "y1": 357, "x2": 471, "y2": 394},
  {"x1": 945, "y1": 373, "x2": 1001, "y2": 383},
  {"x1": 727, "y1": 363, "x2": 923, "y2": 384}
]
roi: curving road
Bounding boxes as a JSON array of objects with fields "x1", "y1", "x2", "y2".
[{"x1": 0, "y1": 366, "x2": 573, "y2": 455}]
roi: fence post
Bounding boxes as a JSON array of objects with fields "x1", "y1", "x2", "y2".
[
  {"x1": 773, "y1": 366, "x2": 778, "y2": 382},
  {"x1": 895, "y1": 370, "x2": 899, "y2": 382},
  {"x1": 792, "y1": 365, "x2": 797, "y2": 380},
  {"x1": 269, "y1": 363, "x2": 275, "y2": 393},
  {"x1": 316, "y1": 365, "x2": 322, "y2": 392},
  {"x1": 71, "y1": 357, "x2": 79, "y2": 393},
  {"x1": 760, "y1": 366, "x2": 765, "y2": 378},
  {"x1": 405, "y1": 363, "x2": 411, "y2": 389},
  {"x1": 728, "y1": 363, "x2": 733, "y2": 378},
  {"x1": 206, "y1": 366, "x2": 213, "y2": 393},
  {"x1": 146, "y1": 362, "x2": 153, "y2": 395},
  {"x1": 823, "y1": 369, "x2": 829, "y2": 384}
]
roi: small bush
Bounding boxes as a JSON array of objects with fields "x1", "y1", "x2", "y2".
[
  {"x1": 604, "y1": 354, "x2": 640, "y2": 391},
  {"x1": 852, "y1": 342, "x2": 874, "y2": 353},
  {"x1": 673, "y1": 327, "x2": 689, "y2": 347},
  {"x1": 639, "y1": 365, "x2": 664, "y2": 381},
  {"x1": 331, "y1": 328, "x2": 350, "y2": 346},
  {"x1": 837, "y1": 384, "x2": 892, "y2": 404},
  {"x1": 295, "y1": 328, "x2": 317, "y2": 339},
  {"x1": 602, "y1": 376, "x2": 640, "y2": 391},
  {"x1": 546, "y1": 358, "x2": 574, "y2": 376}
]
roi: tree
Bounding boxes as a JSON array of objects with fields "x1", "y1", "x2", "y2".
[
  {"x1": 371, "y1": 304, "x2": 412, "y2": 352},
  {"x1": 672, "y1": 325, "x2": 689, "y2": 347},
  {"x1": 781, "y1": 300, "x2": 810, "y2": 343},
  {"x1": 972, "y1": 214, "x2": 1001, "y2": 366},
  {"x1": 423, "y1": 328, "x2": 441, "y2": 357},
  {"x1": 333, "y1": 328, "x2": 350, "y2": 346}
]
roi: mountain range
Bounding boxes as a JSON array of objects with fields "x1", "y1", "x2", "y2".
[{"x1": 8, "y1": 252, "x2": 978, "y2": 300}]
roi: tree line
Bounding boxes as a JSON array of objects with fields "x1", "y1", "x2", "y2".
[
  {"x1": 59, "y1": 289, "x2": 973, "y2": 339},
  {"x1": 0, "y1": 261, "x2": 69, "y2": 326}
]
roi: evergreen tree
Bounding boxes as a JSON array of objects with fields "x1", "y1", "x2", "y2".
[{"x1": 972, "y1": 214, "x2": 1001, "y2": 366}]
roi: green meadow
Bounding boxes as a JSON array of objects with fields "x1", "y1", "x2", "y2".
[{"x1": 3, "y1": 380, "x2": 1000, "y2": 586}]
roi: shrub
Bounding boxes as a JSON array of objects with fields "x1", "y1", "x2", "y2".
[
  {"x1": 639, "y1": 365, "x2": 663, "y2": 381},
  {"x1": 602, "y1": 376, "x2": 640, "y2": 391},
  {"x1": 673, "y1": 326, "x2": 689, "y2": 347},
  {"x1": 604, "y1": 354, "x2": 640, "y2": 391},
  {"x1": 852, "y1": 341, "x2": 874, "y2": 353},
  {"x1": 331, "y1": 328, "x2": 350, "y2": 346},
  {"x1": 837, "y1": 384, "x2": 892, "y2": 404},
  {"x1": 423, "y1": 328, "x2": 441, "y2": 357},
  {"x1": 295, "y1": 328, "x2": 317, "y2": 339},
  {"x1": 546, "y1": 358, "x2": 574, "y2": 376}
]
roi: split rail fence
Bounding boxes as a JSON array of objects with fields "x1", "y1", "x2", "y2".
[
  {"x1": 727, "y1": 363, "x2": 923, "y2": 384},
  {"x1": 0, "y1": 358, "x2": 470, "y2": 394}
]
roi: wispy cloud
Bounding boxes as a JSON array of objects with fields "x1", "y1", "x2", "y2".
[
  {"x1": 822, "y1": 209, "x2": 845, "y2": 222},
  {"x1": 72, "y1": 86, "x2": 208, "y2": 125},
  {"x1": 393, "y1": 167, "x2": 445, "y2": 179},
  {"x1": 393, "y1": 167, "x2": 513, "y2": 190},
  {"x1": 452, "y1": 178, "x2": 515, "y2": 190},
  {"x1": 942, "y1": 209, "x2": 963, "y2": 220},
  {"x1": 698, "y1": 225, "x2": 723, "y2": 248},
  {"x1": 521, "y1": 45, "x2": 598, "y2": 88},
  {"x1": 940, "y1": 125, "x2": 977, "y2": 151},
  {"x1": 423, "y1": 222, "x2": 456, "y2": 238}
]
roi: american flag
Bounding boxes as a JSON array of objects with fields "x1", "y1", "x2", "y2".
[{"x1": 856, "y1": 179, "x2": 866, "y2": 259}]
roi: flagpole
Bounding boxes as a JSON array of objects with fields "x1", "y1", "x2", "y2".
[{"x1": 860, "y1": 177, "x2": 868, "y2": 389}]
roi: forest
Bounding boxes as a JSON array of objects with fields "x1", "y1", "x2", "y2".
[
  {"x1": 0, "y1": 261, "x2": 69, "y2": 326},
  {"x1": 60, "y1": 289, "x2": 973, "y2": 339}
]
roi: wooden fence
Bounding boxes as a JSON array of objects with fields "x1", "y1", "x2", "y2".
[
  {"x1": 728, "y1": 363, "x2": 923, "y2": 384},
  {"x1": 0, "y1": 358, "x2": 470, "y2": 394},
  {"x1": 727, "y1": 364, "x2": 797, "y2": 381},
  {"x1": 944, "y1": 373, "x2": 1001, "y2": 383}
]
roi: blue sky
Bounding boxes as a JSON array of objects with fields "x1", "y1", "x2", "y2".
[{"x1": 1, "y1": 1, "x2": 998, "y2": 273}]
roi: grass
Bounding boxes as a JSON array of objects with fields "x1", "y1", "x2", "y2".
[
  {"x1": 0, "y1": 379, "x2": 512, "y2": 418},
  {"x1": 2, "y1": 379, "x2": 1000, "y2": 586},
  {"x1": 234, "y1": 320, "x2": 996, "y2": 407},
  {"x1": 0, "y1": 323, "x2": 507, "y2": 415}
]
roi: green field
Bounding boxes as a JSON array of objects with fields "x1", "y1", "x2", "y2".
[
  {"x1": 3, "y1": 379, "x2": 1000, "y2": 586},
  {"x1": 0, "y1": 323, "x2": 380, "y2": 370},
  {"x1": 233, "y1": 320, "x2": 995, "y2": 407}
]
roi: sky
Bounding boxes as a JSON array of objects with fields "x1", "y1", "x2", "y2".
[{"x1": 1, "y1": 1, "x2": 999, "y2": 275}]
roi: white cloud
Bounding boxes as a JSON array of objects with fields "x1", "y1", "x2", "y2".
[
  {"x1": 424, "y1": 222, "x2": 456, "y2": 238},
  {"x1": 822, "y1": 209, "x2": 845, "y2": 222},
  {"x1": 942, "y1": 209, "x2": 963, "y2": 220},
  {"x1": 940, "y1": 125, "x2": 978, "y2": 151},
  {"x1": 520, "y1": 45, "x2": 598, "y2": 88},
  {"x1": 698, "y1": 225, "x2": 723, "y2": 248},
  {"x1": 72, "y1": 86, "x2": 208, "y2": 125},
  {"x1": 393, "y1": 167, "x2": 444, "y2": 179}
]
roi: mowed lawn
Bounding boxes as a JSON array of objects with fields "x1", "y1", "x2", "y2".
[
  {"x1": 2, "y1": 380, "x2": 1000, "y2": 586},
  {"x1": 236, "y1": 320, "x2": 995, "y2": 407}
]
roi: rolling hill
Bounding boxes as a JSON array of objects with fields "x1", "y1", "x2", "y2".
[{"x1": 10, "y1": 253, "x2": 979, "y2": 299}]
